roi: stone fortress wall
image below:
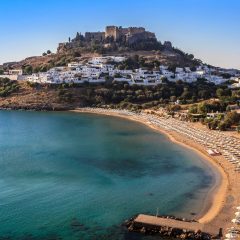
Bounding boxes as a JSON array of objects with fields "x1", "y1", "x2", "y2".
[
  {"x1": 83, "y1": 26, "x2": 156, "y2": 43},
  {"x1": 57, "y1": 26, "x2": 158, "y2": 52},
  {"x1": 85, "y1": 32, "x2": 105, "y2": 41}
]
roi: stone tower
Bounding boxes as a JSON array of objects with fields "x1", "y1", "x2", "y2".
[{"x1": 105, "y1": 26, "x2": 120, "y2": 41}]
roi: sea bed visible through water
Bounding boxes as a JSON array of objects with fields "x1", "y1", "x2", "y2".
[{"x1": 0, "y1": 111, "x2": 219, "y2": 239}]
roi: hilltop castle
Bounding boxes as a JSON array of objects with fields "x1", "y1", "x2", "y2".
[
  {"x1": 84, "y1": 26, "x2": 156, "y2": 44},
  {"x1": 58, "y1": 26, "x2": 158, "y2": 53}
]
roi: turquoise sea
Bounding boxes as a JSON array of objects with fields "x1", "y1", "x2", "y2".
[{"x1": 0, "y1": 111, "x2": 217, "y2": 239}]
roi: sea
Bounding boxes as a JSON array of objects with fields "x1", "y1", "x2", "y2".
[{"x1": 0, "y1": 111, "x2": 218, "y2": 239}]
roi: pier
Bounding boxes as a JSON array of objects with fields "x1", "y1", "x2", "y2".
[
  {"x1": 134, "y1": 214, "x2": 204, "y2": 232},
  {"x1": 125, "y1": 214, "x2": 214, "y2": 239}
]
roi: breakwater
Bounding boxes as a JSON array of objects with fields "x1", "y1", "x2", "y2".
[{"x1": 124, "y1": 214, "x2": 219, "y2": 239}]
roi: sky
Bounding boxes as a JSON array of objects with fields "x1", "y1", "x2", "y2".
[{"x1": 0, "y1": 0, "x2": 239, "y2": 69}]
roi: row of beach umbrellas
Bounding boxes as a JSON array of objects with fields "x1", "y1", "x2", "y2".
[{"x1": 225, "y1": 206, "x2": 240, "y2": 239}]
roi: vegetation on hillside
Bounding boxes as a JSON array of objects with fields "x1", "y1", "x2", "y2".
[
  {"x1": 23, "y1": 77, "x2": 237, "y2": 109},
  {"x1": 0, "y1": 78, "x2": 19, "y2": 97},
  {"x1": 0, "y1": 77, "x2": 239, "y2": 130}
]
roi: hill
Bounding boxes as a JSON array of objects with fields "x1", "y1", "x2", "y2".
[
  {"x1": 2, "y1": 26, "x2": 201, "y2": 72},
  {"x1": 0, "y1": 77, "x2": 234, "y2": 111}
]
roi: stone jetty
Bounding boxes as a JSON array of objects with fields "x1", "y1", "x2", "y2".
[{"x1": 124, "y1": 214, "x2": 215, "y2": 239}]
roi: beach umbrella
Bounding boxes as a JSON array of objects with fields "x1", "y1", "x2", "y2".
[
  {"x1": 232, "y1": 219, "x2": 240, "y2": 224},
  {"x1": 235, "y1": 212, "x2": 240, "y2": 216},
  {"x1": 227, "y1": 228, "x2": 240, "y2": 234},
  {"x1": 225, "y1": 233, "x2": 237, "y2": 238}
]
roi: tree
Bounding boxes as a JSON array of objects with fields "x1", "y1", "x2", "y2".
[
  {"x1": 237, "y1": 125, "x2": 240, "y2": 133},
  {"x1": 187, "y1": 54, "x2": 194, "y2": 60},
  {"x1": 0, "y1": 77, "x2": 19, "y2": 97},
  {"x1": 40, "y1": 65, "x2": 47, "y2": 72},
  {"x1": 209, "y1": 119, "x2": 219, "y2": 130},
  {"x1": 161, "y1": 77, "x2": 169, "y2": 83},
  {"x1": 47, "y1": 50, "x2": 51, "y2": 54},
  {"x1": 23, "y1": 65, "x2": 33, "y2": 75},
  {"x1": 198, "y1": 89, "x2": 211, "y2": 99},
  {"x1": 42, "y1": 52, "x2": 47, "y2": 56},
  {"x1": 73, "y1": 51, "x2": 81, "y2": 58},
  {"x1": 216, "y1": 88, "x2": 224, "y2": 98},
  {"x1": 168, "y1": 65, "x2": 177, "y2": 73},
  {"x1": 170, "y1": 96, "x2": 177, "y2": 102},
  {"x1": 216, "y1": 88, "x2": 231, "y2": 99},
  {"x1": 189, "y1": 104, "x2": 198, "y2": 114},
  {"x1": 190, "y1": 66, "x2": 197, "y2": 72},
  {"x1": 192, "y1": 95, "x2": 198, "y2": 102},
  {"x1": 218, "y1": 122, "x2": 227, "y2": 131},
  {"x1": 224, "y1": 111, "x2": 240, "y2": 127},
  {"x1": 181, "y1": 88, "x2": 192, "y2": 100},
  {"x1": 33, "y1": 66, "x2": 40, "y2": 73},
  {"x1": 105, "y1": 75, "x2": 113, "y2": 85},
  {"x1": 197, "y1": 102, "x2": 207, "y2": 114},
  {"x1": 75, "y1": 32, "x2": 81, "y2": 41},
  {"x1": 221, "y1": 73, "x2": 231, "y2": 79}
]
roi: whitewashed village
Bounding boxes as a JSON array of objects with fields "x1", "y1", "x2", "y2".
[
  {"x1": 1, "y1": 25, "x2": 239, "y2": 88},
  {"x1": 1, "y1": 55, "x2": 240, "y2": 88}
]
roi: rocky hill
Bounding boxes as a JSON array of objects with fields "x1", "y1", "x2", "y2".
[{"x1": 2, "y1": 26, "x2": 202, "y2": 72}]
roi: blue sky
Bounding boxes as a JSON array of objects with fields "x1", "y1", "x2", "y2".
[{"x1": 0, "y1": 0, "x2": 239, "y2": 69}]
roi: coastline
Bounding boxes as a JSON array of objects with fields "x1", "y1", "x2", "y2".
[{"x1": 70, "y1": 108, "x2": 232, "y2": 234}]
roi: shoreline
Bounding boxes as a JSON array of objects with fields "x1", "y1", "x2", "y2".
[{"x1": 70, "y1": 108, "x2": 231, "y2": 234}]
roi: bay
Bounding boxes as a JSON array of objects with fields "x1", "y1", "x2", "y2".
[{"x1": 0, "y1": 111, "x2": 216, "y2": 239}]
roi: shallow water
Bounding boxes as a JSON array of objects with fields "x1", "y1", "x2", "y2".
[{"x1": 0, "y1": 111, "x2": 216, "y2": 239}]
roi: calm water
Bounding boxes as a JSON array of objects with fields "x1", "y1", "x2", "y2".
[{"x1": 0, "y1": 111, "x2": 216, "y2": 240}]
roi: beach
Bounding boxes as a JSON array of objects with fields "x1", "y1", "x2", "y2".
[{"x1": 71, "y1": 107, "x2": 240, "y2": 235}]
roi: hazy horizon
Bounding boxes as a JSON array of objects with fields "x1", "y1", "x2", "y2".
[{"x1": 0, "y1": 0, "x2": 239, "y2": 69}]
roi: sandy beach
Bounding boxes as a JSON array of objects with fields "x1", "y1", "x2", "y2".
[{"x1": 71, "y1": 108, "x2": 240, "y2": 235}]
